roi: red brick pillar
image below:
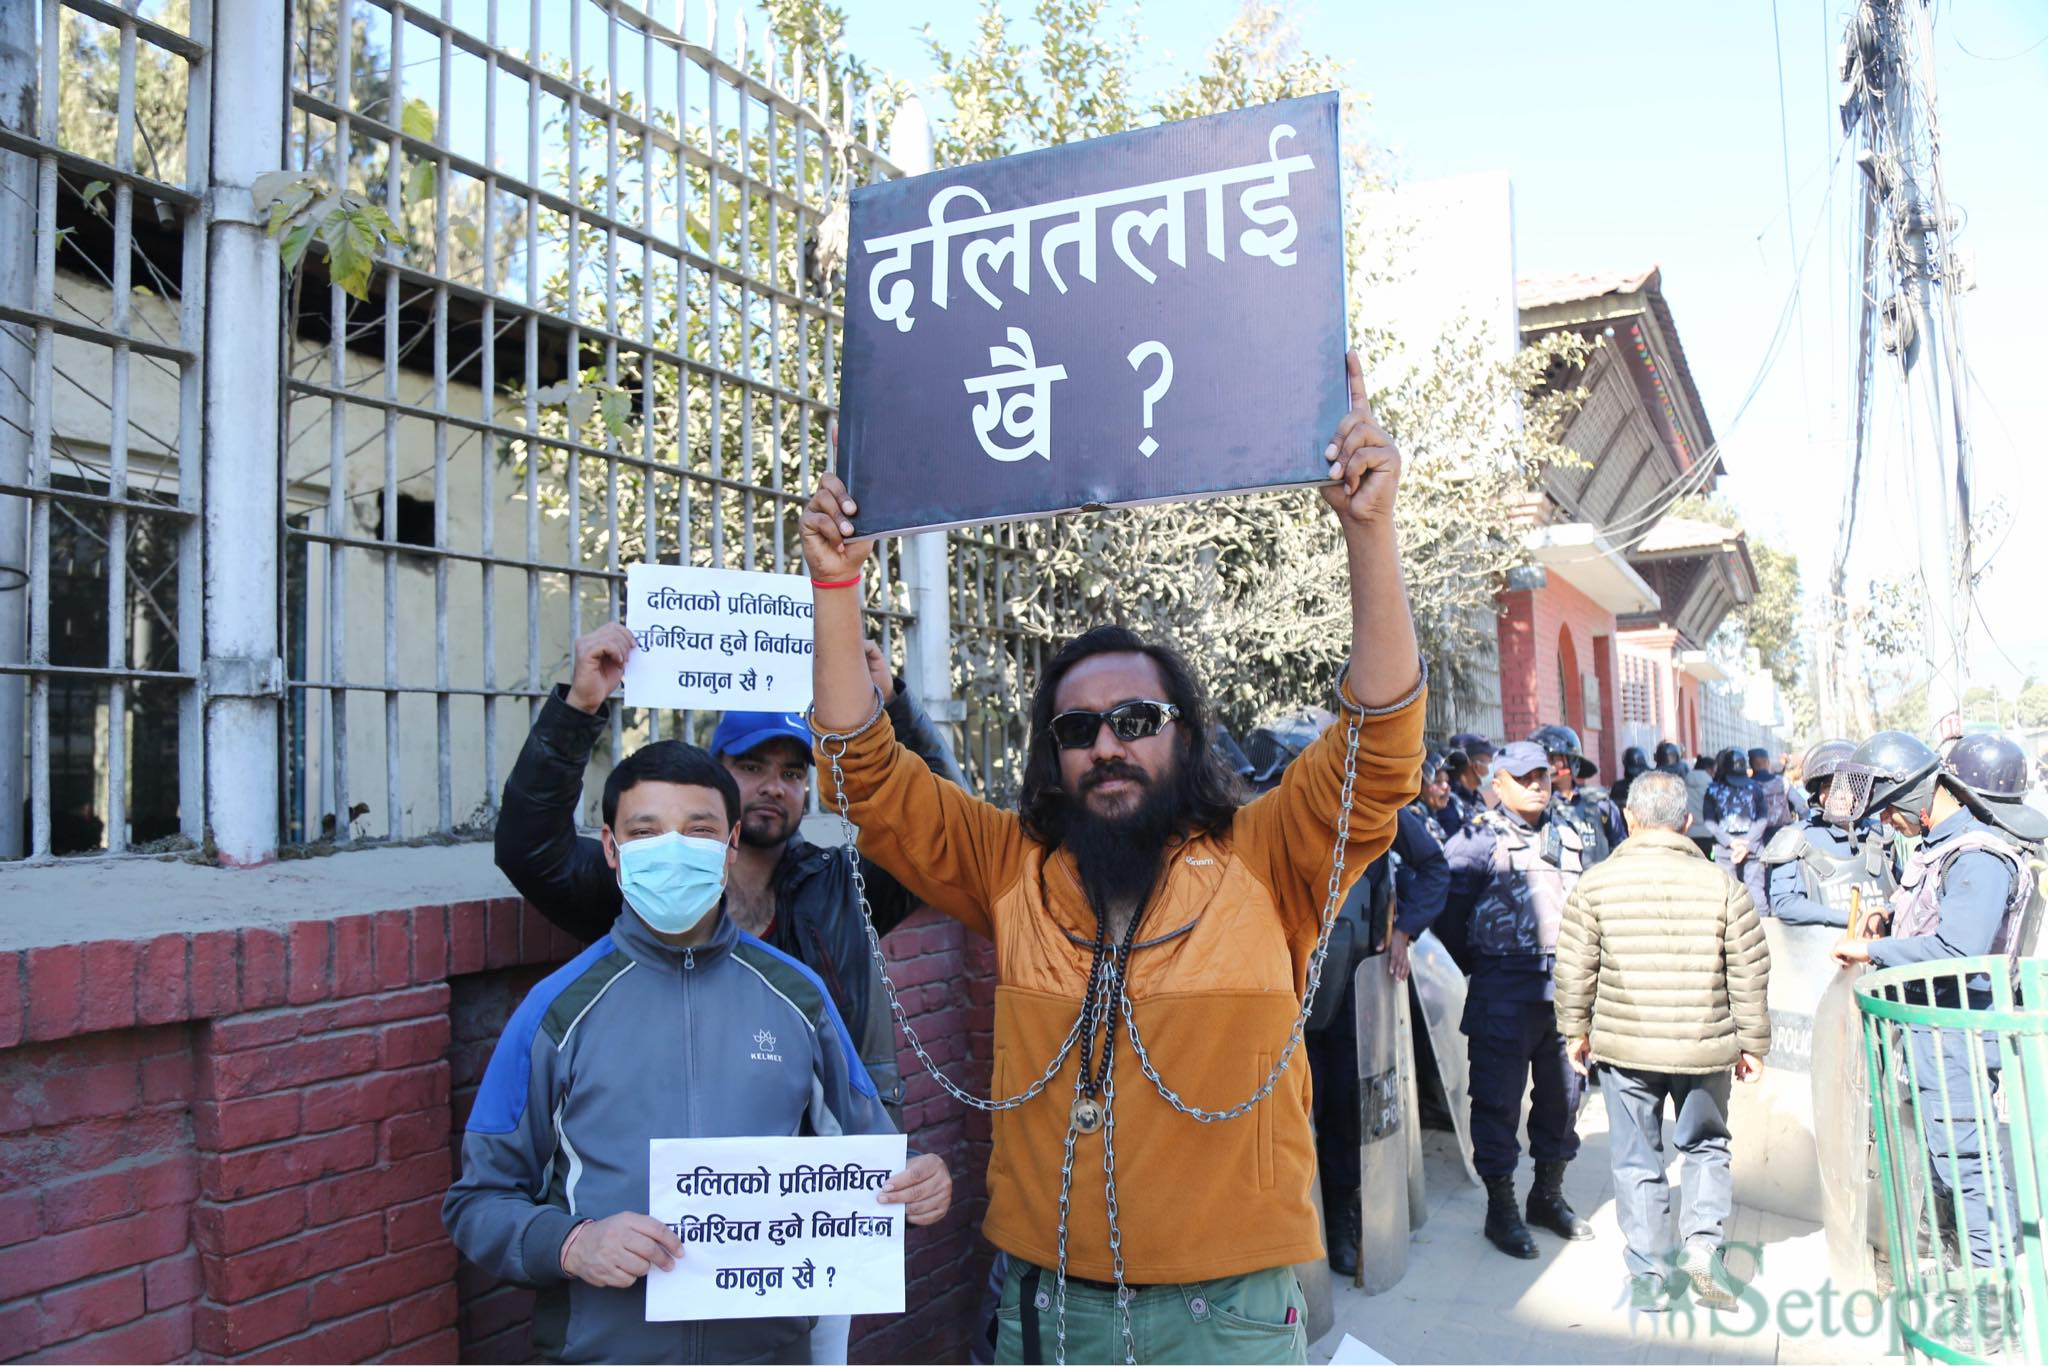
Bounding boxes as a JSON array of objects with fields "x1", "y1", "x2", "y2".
[
  {"x1": 185, "y1": 913, "x2": 461, "y2": 1362},
  {"x1": 1496, "y1": 589, "x2": 1538, "y2": 741}
]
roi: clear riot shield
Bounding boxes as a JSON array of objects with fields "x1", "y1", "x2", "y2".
[
  {"x1": 1354, "y1": 955, "x2": 1410, "y2": 1294},
  {"x1": 1812, "y1": 963, "x2": 1881, "y2": 1290},
  {"x1": 1405, "y1": 929, "x2": 1480, "y2": 1186},
  {"x1": 1395, "y1": 979, "x2": 1427, "y2": 1231}
]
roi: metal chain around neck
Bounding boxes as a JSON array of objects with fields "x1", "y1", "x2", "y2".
[
  {"x1": 1120, "y1": 702, "x2": 1363, "y2": 1123},
  {"x1": 815, "y1": 682, "x2": 1368, "y2": 1366},
  {"x1": 823, "y1": 733, "x2": 1084, "y2": 1113}
]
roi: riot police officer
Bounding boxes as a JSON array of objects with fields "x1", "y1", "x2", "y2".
[
  {"x1": 1758, "y1": 738, "x2": 1893, "y2": 927},
  {"x1": 1832, "y1": 730, "x2": 2044, "y2": 1297},
  {"x1": 1444, "y1": 741, "x2": 1593, "y2": 1259},
  {"x1": 1610, "y1": 745, "x2": 1652, "y2": 812},
  {"x1": 1530, "y1": 724, "x2": 1624, "y2": 864}
]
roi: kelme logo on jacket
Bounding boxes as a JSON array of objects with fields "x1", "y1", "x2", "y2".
[{"x1": 750, "y1": 1029, "x2": 783, "y2": 1063}]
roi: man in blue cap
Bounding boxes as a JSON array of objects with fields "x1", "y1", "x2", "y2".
[
  {"x1": 1443, "y1": 739, "x2": 1594, "y2": 1260},
  {"x1": 495, "y1": 622, "x2": 969, "y2": 1122},
  {"x1": 494, "y1": 623, "x2": 968, "y2": 1363}
]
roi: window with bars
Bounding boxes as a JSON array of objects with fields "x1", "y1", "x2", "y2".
[
  {"x1": 0, "y1": 0, "x2": 208, "y2": 861},
  {"x1": 3, "y1": 0, "x2": 1074, "y2": 865}
]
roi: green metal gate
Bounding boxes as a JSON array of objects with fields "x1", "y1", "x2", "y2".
[{"x1": 1857, "y1": 956, "x2": 2048, "y2": 1363}]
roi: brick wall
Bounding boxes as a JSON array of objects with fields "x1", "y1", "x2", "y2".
[
  {"x1": 1496, "y1": 577, "x2": 1620, "y2": 779},
  {"x1": 0, "y1": 894, "x2": 997, "y2": 1365}
]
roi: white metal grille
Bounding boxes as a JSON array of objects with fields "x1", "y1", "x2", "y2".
[
  {"x1": 280, "y1": 0, "x2": 919, "y2": 844},
  {"x1": 2, "y1": 0, "x2": 1091, "y2": 864},
  {"x1": 1, "y1": 0, "x2": 210, "y2": 860}
]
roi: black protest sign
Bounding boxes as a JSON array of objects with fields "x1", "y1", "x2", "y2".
[{"x1": 838, "y1": 92, "x2": 1348, "y2": 536}]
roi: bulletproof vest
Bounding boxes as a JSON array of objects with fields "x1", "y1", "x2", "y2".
[
  {"x1": 1410, "y1": 798, "x2": 1450, "y2": 846},
  {"x1": 1890, "y1": 828, "x2": 2033, "y2": 958},
  {"x1": 1761, "y1": 817, "x2": 1890, "y2": 922},
  {"x1": 1549, "y1": 790, "x2": 1610, "y2": 865},
  {"x1": 1469, "y1": 810, "x2": 1583, "y2": 958}
]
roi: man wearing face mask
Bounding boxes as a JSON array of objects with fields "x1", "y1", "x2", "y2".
[
  {"x1": 1442, "y1": 741, "x2": 1593, "y2": 1261},
  {"x1": 446, "y1": 741, "x2": 951, "y2": 1364}
]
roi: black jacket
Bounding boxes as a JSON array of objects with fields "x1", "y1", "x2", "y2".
[{"x1": 494, "y1": 683, "x2": 969, "y2": 1105}]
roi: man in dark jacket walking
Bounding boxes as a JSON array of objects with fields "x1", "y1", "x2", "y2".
[{"x1": 495, "y1": 621, "x2": 969, "y2": 1119}]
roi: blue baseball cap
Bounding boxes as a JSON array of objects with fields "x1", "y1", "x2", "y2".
[
  {"x1": 709, "y1": 711, "x2": 815, "y2": 763},
  {"x1": 1490, "y1": 740, "x2": 1550, "y2": 779}
]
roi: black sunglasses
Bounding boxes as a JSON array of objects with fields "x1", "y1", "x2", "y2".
[{"x1": 1047, "y1": 700, "x2": 1181, "y2": 751}]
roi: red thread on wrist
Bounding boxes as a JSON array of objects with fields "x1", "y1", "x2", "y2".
[
  {"x1": 810, "y1": 575, "x2": 862, "y2": 590},
  {"x1": 560, "y1": 1219, "x2": 592, "y2": 1273}
]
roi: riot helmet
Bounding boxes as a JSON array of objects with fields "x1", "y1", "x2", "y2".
[
  {"x1": 1941, "y1": 731, "x2": 2048, "y2": 844},
  {"x1": 1798, "y1": 738, "x2": 1856, "y2": 804},
  {"x1": 1244, "y1": 707, "x2": 1336, "y2": 789},
  {"x1": 1653, "y1": 741, "x2": 1685, "y2": 769},
  {"x1": 1621, "y1": 746, "x2": 1650, "y2": 778},
  {"x1": 1529, "y1": 724, "x2": 1596, "y2": 781},
  {"x1": 1713, "y1": 748, "x2": 1750, "y2": 782},
  {"x1": 1834, "y1": 729, "x2": 1940, "y2": 826}
]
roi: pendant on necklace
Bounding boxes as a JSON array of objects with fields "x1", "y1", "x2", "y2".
[{"x1": 1070, "y1": 1096, "x2": 1104, "y2": 1135}]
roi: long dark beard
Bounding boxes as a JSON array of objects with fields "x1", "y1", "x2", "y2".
[{"x1": 1063, "y1": 761, "x2": 1187, "y2": 923}]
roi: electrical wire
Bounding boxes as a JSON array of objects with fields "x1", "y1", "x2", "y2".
[
  {"x1": 1772, "y1": 0, "x2": 1815, "y2": 447},
  {"x1": 1570, "y1": 129, "x2": 1855, "y2": 555}
]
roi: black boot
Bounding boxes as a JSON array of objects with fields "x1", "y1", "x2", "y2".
[
  {"x1": 1483, "y1": 1175, "x2": 1538, "y2": 1259},
  {"x1": 1324, "y1": 1183, "x2": 1361, "y2": 1278},
  {"x1": 1526, "y1": 1160, "x2": 1594, "y2": 1241}
]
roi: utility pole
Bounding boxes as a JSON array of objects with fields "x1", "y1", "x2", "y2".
[{"x1": 1849, "y1": 0, "x2": 1968, "y2": 726}]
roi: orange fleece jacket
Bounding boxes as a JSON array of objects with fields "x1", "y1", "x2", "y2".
[{"x1": 817, "y1": 685, "x2": 1425, "y2": 1282}]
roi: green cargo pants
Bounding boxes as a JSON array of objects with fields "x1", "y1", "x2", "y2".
[{"x1": 993, "y1": 1257, "x2": 1308, "y2": 1364}]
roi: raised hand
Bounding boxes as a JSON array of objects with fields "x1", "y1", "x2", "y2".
[
  {"x1": 1321, "y1": 349, "x2": 1402, "y2": 531},
  {"x1": 799, "y1": 469, "x2": 872, "y2": 583},
  {"x1": 862, "y1": 640, "x2": 898, "y2": 702},
  {"x1": 566, "y1": 622, "x2": 636, "y2": 714}
]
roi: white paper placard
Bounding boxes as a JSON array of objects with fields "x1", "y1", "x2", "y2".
[
  {"x1": 645, "y1": 1134, "x2": 907, "y2": 1322},
  {"x1": 622, "y1": 564, "x2": 815, "y2": 713}
]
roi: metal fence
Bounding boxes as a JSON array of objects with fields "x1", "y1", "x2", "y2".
[
  {"x1": 3, "y1": 0, "x2": 1056, "y2": 865},
  {"x1": 0, "y1": 0, "x2": 210, "y2": 863}
]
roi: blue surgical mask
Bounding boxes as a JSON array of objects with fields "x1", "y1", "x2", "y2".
[{"x1": 615, "y1": 831, "x2": 731, "y2": 936}]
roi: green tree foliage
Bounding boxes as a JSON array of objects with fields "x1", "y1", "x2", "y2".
[
  {"x1": 1667, "y1": 494, "x2": 1805, "y2": 694},
  {"x1": 909, "y1": 0, "x2": 1589, "y2": 731},
  {"x1": 2018, "y1": 681, "x2": 2048, "y2": 729}
]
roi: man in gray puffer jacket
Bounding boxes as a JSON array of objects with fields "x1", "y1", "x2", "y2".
[{"x1": 1553, "y1": 771, "x2": 1771, "y2": 1315}]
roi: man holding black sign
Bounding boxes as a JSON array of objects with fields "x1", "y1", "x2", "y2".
[{"x1": 802, "y1": 351, "x2": 1424, "y2": 1364}]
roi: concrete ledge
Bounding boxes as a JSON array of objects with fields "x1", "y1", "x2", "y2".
[{"x1": 0, "y1": 843, "x2": 515, "y2": 953}]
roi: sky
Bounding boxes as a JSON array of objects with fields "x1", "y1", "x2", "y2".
[{"x1": 821, "y1": 0, "x2": 2048, "y2": 703}]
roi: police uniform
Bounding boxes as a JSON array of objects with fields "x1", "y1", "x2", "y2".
[
  {"x1": 1548, "y1": 787, "x2": 1622, "y2": 865},
  {"x1": 1444, "y1": 752, "x2": 1590, "y2": 1259},
  {"x1": 1760, "y1": 813, "x2": 1891, "y2": 928},
  {"x1": 1866, "y1": 810, "x2": 2032, "y2": 1267}
]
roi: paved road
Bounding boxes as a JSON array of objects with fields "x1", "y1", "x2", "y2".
[{"x1": 1314, "y1": 1106, "x2": 1893, "y2": 1364}]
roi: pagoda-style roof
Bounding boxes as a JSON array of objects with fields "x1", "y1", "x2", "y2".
[
  {"x1": 1618, "y1": 513, "x2": 1758, "y2": 649},
  {"x1": 1519, "y1": 266, "x2": 1720, "y2": 531}
]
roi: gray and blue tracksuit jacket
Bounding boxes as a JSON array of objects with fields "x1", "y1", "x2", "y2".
[{"x1": 443, "y1": 905, "x2": 893, "y2": 1364}]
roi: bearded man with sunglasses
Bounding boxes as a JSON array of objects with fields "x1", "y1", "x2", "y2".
[{"x1": 800, "y1": 351, "x2": 1425, "y2": 1365}]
